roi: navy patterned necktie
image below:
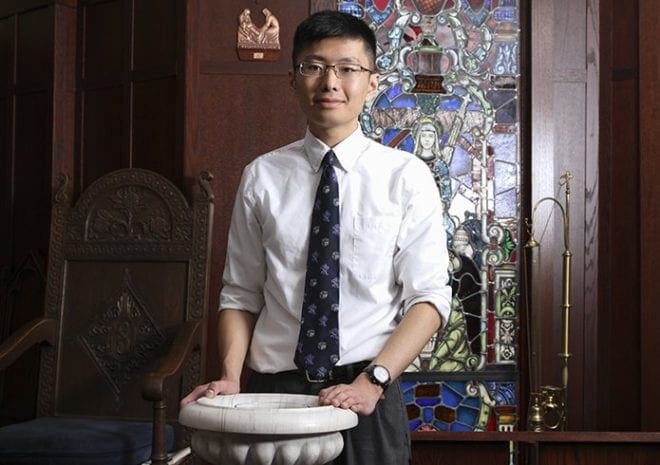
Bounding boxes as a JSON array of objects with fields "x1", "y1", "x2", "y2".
[{"x1": 294, "y1": 150, "x2": 341, "y2": 381}]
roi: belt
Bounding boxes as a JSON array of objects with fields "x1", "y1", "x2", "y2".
[{"x1": 278, "y1": 360, "x2": 371, "y2": 384}]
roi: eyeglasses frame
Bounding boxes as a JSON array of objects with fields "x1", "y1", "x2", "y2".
[{"x1": 296, "y1": 61, "x2": 375, "y2": 80}]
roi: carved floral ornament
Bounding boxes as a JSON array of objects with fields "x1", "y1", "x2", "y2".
[{"x1": 236, "y1": 8, "x2": 281, "y2": 61}]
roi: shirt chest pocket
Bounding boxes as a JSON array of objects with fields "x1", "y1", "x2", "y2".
[{"x1": 352, "y1": 214, "x2": 400, "y2": 281}]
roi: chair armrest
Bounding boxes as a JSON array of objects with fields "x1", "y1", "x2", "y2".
[
  {"x1": 0, "y1": 318, "x2": 56, "y2": 370},
  {"x1": 142, "y1": 319, "x2": 201, "y2": 401}
]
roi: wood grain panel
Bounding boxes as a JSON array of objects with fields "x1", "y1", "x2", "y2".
[
  {"x1": 133, "y1": 0, "x2": 177, "y2": 73},
  {"x1": 81, "y1": 0, "x2": 122, "y2": 84},
  {"x1": 604, "y1": 78, "x2": 640, "y2": 430},
  {"x1": 530, "y1": 0, "x2": 593, "y2": 430},
  {"x1": 411, "y1": 432, "x2": 660, "y2": 464},
  {"x1": 13, "y1": 92, "x2": 51, "y2": 259},
  {"x1": 0, "y1": 97, "x2": 10, "y2": 264},
  {"x1": 81, "y1": 86, "x2": 124, "y2": 187},
  {"x1": 412, "y1": 442, "x2": 510, "y2": 464},
  {"x1": 15, "y1": 7, "x2": 52, "y2": 93},
  {"x1": 597, "y1": 0, "x2": 642, "y2": 431},
  {"x1": 581, "y1": 0, "x2": 600, "y2": 431},
  {"x1": 0, "y1": 17, "x2": 13, "y2": 94},
  {"x1": 538, "y1": 443, "x2": 660, "y2": 465},
  {"x1": 0, "y1": 1, "x2": 65, "y2": 18},
  {"x1": 553, "y1": 81, "x2": 587, "y2": 429},
  {"x1": 639, "y1": 0, "x2": 660, "y2": 432},
  {"x1": 610, "y1": 2, "x2": 639, "y2": 72},
  {"x1": 132, "y1": 77, "x2": 179, "y2": 184},
  {"x1": 52, "y1": 2, "x2": 76, "y2": 187}
]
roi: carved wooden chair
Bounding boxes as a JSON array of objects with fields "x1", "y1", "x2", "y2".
[{"x1": 0, "y1": 168, "x2": 213, "y2": 465}]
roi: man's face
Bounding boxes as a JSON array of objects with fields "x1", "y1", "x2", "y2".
[{"x1": 291, "y1": 37, "x2": 379, "y2": 145}]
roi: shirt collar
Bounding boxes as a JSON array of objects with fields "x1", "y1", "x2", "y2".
[{"x1": 303, "y1": 126, "x2": 368, "y2": 173}]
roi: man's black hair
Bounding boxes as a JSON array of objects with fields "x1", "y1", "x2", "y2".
[{"x1": 292, "y1": 10, "x2": 377, "y2": 68}]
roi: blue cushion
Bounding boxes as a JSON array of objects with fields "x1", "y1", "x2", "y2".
[{"x1": 0, "y1": 417, "x2": 174, "y2": 465}]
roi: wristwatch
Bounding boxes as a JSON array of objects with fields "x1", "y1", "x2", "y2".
[{"x1": 363, "y1": 364, "x2": 391, "y2": 390}]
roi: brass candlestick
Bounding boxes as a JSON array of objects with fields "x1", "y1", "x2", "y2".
[{"x1": 525, "y1": 171, "x2": 573, "y2": 431}]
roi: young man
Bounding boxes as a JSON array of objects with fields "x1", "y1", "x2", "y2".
[{"x1": 182, "y1": 10, "x2": 452, "y2": 464}]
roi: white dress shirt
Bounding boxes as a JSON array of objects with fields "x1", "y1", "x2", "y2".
[{"x1": 220, "y1": 127, "x2": 452, "y2": 373}]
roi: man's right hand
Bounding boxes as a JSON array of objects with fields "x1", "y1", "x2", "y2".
[{"x1": 179, "y1": 379, "x2": 240, "y2": 408}]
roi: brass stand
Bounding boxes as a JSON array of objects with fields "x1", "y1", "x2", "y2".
[{"x1": 525, "y1": 172, "x2": 573, "y2": 431}]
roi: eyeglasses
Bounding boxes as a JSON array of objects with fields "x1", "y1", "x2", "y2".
[{"x1": 297, "y1": 61, "x2": 374, "y2": 80}]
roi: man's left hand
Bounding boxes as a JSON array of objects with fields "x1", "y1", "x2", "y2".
[{"x1": 318, "y1": 373, "x2": 384, "y2": 415}]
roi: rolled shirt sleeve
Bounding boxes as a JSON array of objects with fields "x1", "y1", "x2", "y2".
[
  {"x1": 394, "y1": 159, "x2": 452, "y2": 326},
  {"x1": 219, "y1": 166, "x2": 266, "y2": 314}
]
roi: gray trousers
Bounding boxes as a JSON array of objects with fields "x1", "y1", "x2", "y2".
[{"x1": 246, "y1": 366, "x2": 411, "y2": 465}]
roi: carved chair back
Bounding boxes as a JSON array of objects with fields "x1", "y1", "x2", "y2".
[{"x1": 36, "y1": 168, "x2": 213, "y2": 425}]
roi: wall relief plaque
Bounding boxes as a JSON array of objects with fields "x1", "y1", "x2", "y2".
[{"x1": 237, "y1": 8, "x2": 281, "y2": 61}]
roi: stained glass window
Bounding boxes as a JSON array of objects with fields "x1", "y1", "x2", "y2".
[{"x1": 339, "y1": 0, "x2": 521, "y2": 432}]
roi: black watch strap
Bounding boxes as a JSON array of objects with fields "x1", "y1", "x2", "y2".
[{"x1": 363, "y1": 364, "x2": 391, "y2": 389}]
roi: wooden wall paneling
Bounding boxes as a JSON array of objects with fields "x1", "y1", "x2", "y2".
[
  {"x1": 13, "y1": 92, "x2": 51, "y2": 265},
  {"x1": 597, "y1": 0, "x2": 641, "y2": 431},
  {"x1": 530, "y1": 0, "x2": 592, "y2": 430},
  {"x1": 0, "y1": 16, "x2": 14, "y2": 266},
  {"x1": 13, "y1": 6, "x2": 53, "y2": 264},
  {"x1": 78, "y1": 0, "x2": 184, "y2": 189},
  {"x1": 581, "y1": 0, "x2": 600, "y2": 431},
  {"x1": 78, "y1": 0, "x2": 125, "y2": 189},
  {"x1": 537, "y1": 443, "x2": 660, "y2": 465},
  {"x1": 80, "y1": 1, "x2": 122, "y2": 83},
  {"x1": 131, "y1": 0, "x2": 181, "y2": 186},
  {"x1": 411, "y1": 432, "x2": 660, "y2": 465},
  {"x1": 639, "y1": 0, "x2": 660, "y2": 432},
  {"x1": 530, "y1": 0, "x2": 559, "y2": 398},
  {"x1": 0, "y1": 96, "x2": 9, "y2": 263},
  {"x1": 133, "y1": 0, "x2": 177, "y2": 74},
  {"x1": 132, "y1": 77, "x2": 178, "y2": 180},
  {"x1": 52, "y1": 2, "x2": 77, "y2": 193},
  {"x1": 606, "y1": 77, "x2": 640, "y2": 429},
  {"x1": 412, "y1": 441, "x2": 510, "y2": 465},
  {"x1": 80, "y1": 86, "x2": 124, "y2": 186},
  {"x1": 0, "y1": 1, "x2": 59, "y2": 18},
  {"x1": 595, "y1": 0, "x2": 613, "y2": 431},
  {"x1": 15, "y1": 7, "x2": 52, "y2": 93},
  {"x1": 551, "y1": 2, "x2": 589, "y2": 432},
  {"x1": 0, "y1": 17, "x2": 12, "y2": 91},
  {"x1": 182, "y1": 0, "x2": 199, "y2": 187}
]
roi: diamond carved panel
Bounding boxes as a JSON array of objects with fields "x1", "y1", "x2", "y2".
[{"x1": 79, "y1": 270, "x2": 165, "y2": 399}]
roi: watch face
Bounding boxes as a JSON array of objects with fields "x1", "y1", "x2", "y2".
[{"x1": 372, "y1": 365, "x2": 389, "y2": 383}]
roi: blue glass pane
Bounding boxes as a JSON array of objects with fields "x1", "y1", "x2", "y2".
[
  {"x1": 456, "y1": 406, "x2": 479, "y2": 426},
  {"x1": 451, "y1": 422, "x2": 473, "y2": 432},
  {"x1": 417, "y1": 397, "x2": 442, "y2": 407},
  {"x1": 441, "y1": 384, "x2": 462, "y2": 408},
  {"x1": 433, "y1": 420, "x2": 450, "y2": 431}
]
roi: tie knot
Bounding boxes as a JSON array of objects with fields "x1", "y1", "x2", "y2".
[{"x1": 322, "y1": 150, "x2": 336, "y2": 170}]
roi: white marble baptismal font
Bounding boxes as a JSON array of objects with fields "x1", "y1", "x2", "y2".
[{"x1": 179, "y1": 393, "x2": 358, "y2": 465}]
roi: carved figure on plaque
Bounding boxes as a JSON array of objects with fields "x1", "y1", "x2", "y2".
[{"x1": 237, "y1": 8, "x2": 281, "y2": 61}]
